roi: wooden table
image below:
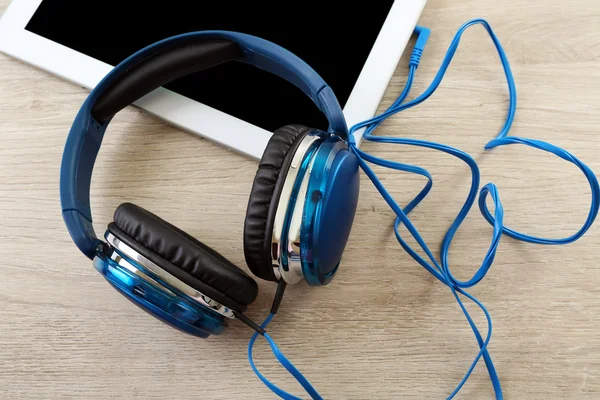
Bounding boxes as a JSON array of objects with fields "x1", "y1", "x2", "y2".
[{"x1": 1, "y1": 1, "x2": 599, "y2": 398}]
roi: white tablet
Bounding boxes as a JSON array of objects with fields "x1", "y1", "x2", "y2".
[{"x1": 0, "y1": 0, "x2": 427, "y2": 160}]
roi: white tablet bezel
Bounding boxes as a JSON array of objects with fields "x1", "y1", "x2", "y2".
[{"x1": 0, "y1": 0, "x2": 427, "y2": 160}]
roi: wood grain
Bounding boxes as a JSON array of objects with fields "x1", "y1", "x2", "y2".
[{"x1": 1, "y1": 1, "x2": 599, "y2": 398}]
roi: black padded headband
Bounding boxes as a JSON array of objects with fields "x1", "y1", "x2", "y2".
[{"x1": 92, "y1": 39, "x2": 240, "y2": 121}]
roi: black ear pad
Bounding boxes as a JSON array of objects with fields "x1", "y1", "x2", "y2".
[
  {"x1": 243, "y1": 124, "x2": 313, "y2": 281},
  {"x1": 107, "y1": 203, "x2": 258, "y2": 312}
]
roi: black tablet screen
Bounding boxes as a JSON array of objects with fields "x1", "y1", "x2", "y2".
[{"x1": 26, "y1": 1, "x2": 394, "y2": 132}]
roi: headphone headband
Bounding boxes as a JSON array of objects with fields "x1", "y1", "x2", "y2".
[
  {"x1": 60, "y1": 31, "x2": 348, "y2": 259},
  {"x1": 92, "y1": 39, "x2": 240, "y2": 122}
]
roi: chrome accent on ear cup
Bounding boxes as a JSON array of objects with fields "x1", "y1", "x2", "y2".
[
  {"x1": 279, "y1": 153, "x2": 317, "y2": 284},
  {"x1": 284, "y1": 137, "x2": 347, "y2": 283},
  {"x1": 105, "y1": 232, "x2": 235, "y2": 319},
  {"x1": 271, "y1": 133, "x2": 322, "y2": 284}
]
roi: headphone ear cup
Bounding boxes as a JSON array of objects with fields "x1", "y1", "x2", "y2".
[
  {"x1": 109, "y1": 202, "x2": 258, "y2": 312},
  {"x1": 243, "y1": 124, "x2": 313, "y2": 281}
]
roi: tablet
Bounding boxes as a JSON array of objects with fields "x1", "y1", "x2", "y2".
[{"x1": 0, "y1": 0, "x2": 427, "y2": 159}]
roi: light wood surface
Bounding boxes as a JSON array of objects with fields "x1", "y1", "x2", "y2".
[{"x1": 1, "y1": 1, "x2": 600, "y2": 399}]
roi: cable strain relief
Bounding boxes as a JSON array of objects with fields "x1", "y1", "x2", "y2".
[{"x1": 410, "y1": 48, "x2": 423, "y2": 68}]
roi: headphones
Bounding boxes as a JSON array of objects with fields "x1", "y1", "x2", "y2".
[
  {"x1": 60, "y1": 31, "x2": 360, "y2": 338},
  {"x1": 59, "y1": 21, "x2": 600, "y2": 399}
]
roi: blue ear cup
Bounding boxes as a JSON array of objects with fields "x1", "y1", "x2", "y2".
[
  {"x1": 300, "y1": 135, "x2": 360, "y2": 285},
  {"x1": 274, "y1": 132, "x2": 360, "y2": 286},
  {"x1": 94, "y1": 203, "x2": 259, "y2": 338},
  {"x1": 93, "y1": 246, "x2": 229, "y2": 338},
  {"x1": 258, "y1": 129, "x2": 360, "y2": 286},
  {"x1": 110, "y1": 203, "x2": 258, "y2": 308}
]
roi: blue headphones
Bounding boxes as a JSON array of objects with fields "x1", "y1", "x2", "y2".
[
  {"x1": 60, "y1": 20, "x2": 600, "y2": 399},
  {"x1": 60, "y1": 31, "x2": 360, "y2": 338}
]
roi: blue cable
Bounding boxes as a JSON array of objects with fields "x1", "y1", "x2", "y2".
[
  {"x1": 348, "y1": 18, "x2": 599, "y2": 399},
  {"x1": 248, "y1": 313, "x2": 324, "y2": 399},
  {"x1": 246, "y1": 18, "x2": 599, "y2": 399}
]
